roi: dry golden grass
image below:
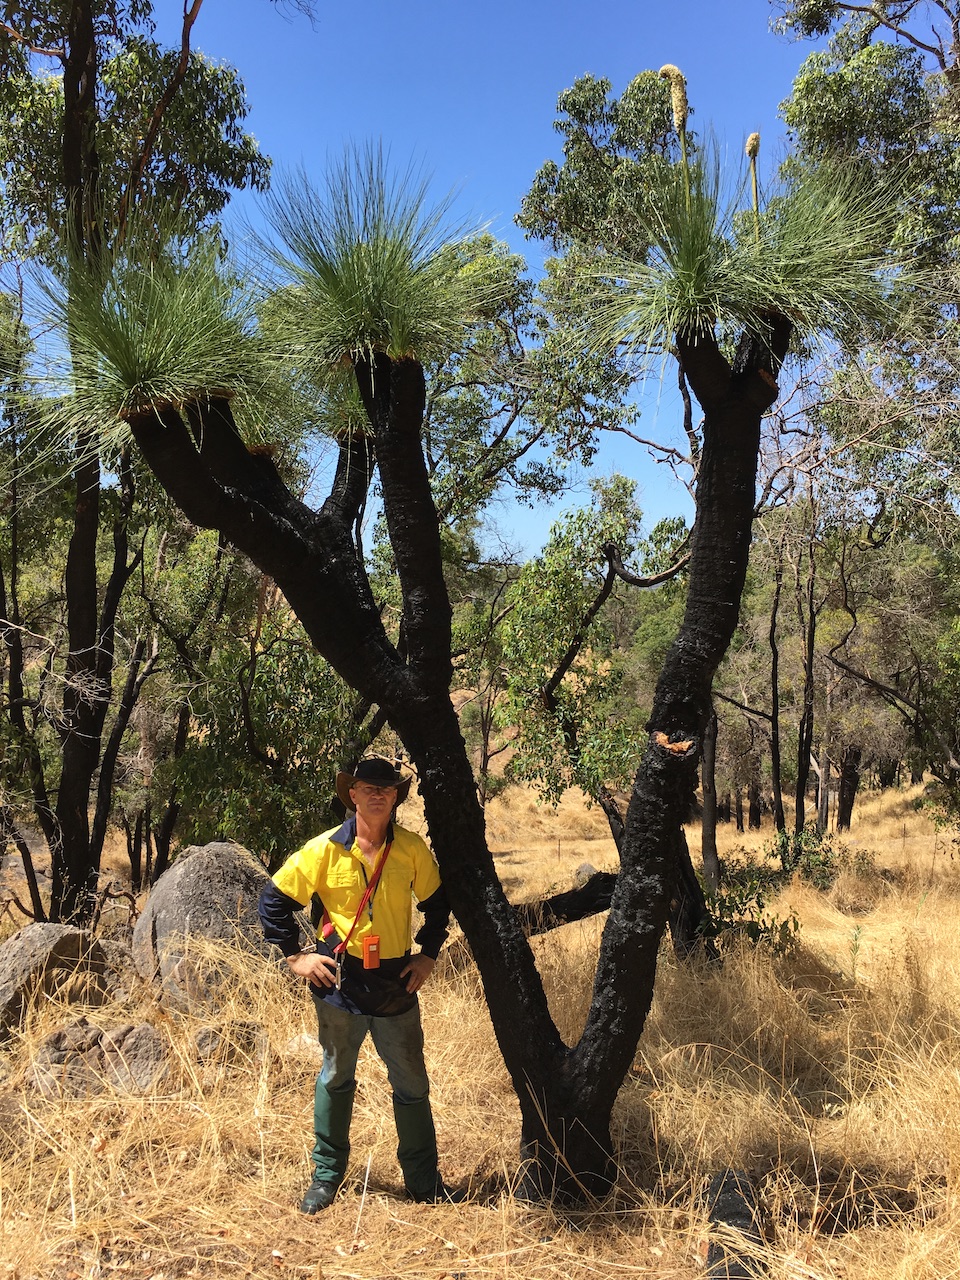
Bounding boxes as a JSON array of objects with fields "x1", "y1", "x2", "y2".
[{"x1": 1, "y1": 783, "x2": 959, "y2": 1278}]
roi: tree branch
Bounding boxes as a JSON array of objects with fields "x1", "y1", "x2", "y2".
[
  {"x1": 355, "y1": 354, "x2": 453, "y2": 692},
  {"x1": 116, "y1": 0, "x2": 205, "y2": 240},
  {"x1": 541, "y1": 553, "x2": 618, "y2": 707},
  {"x1": 129, "y1": 399, "x2": 403, "y2": 709},
  {"x1": 0, "y1": 21, "x2": 63, "y2": 57},
  {"x1": 604, "y1": 541, "x2": 691, "y2": 588},
  {"x1": 714, "y1": 689, "x2": 773, "y2": 724},
  {"x1": 515, "y1": 870, "x2": 617, "y2": 936},
  {"x1": 828, "y1": 2, "x2": 947, "y2": 65}
]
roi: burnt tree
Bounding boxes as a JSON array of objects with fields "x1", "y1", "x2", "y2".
[{"x1": 124, "y1": 311, "x2": 790, "y2": 1199}]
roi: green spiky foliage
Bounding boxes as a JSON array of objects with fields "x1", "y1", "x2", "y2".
[
  {"x1": 592, "y1": 146, "x2": 908, "y2": 361},
  {"x1": 38, "y1": 211, "x2": 293, "y2": 463},
  {"x1": 261, "y1": 146, "x2": 496, "y2": 369},
  {"x1": 63, "y1": 239, "x2": 257, "y2": 415}
]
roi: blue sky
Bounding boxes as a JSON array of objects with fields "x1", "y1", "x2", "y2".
[{"x1": 157, "y1": 0, "x2": 823, "y2": 554}]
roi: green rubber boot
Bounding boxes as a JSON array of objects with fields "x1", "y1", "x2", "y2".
[
  {"x1": 392, "y1": 1096, "x2": 440, "y2": 1200},
  {"x1": 311, "y1": 1079, "x2": 355, "y2": 1187}
]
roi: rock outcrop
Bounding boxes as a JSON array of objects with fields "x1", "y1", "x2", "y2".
[
  {"x1": 0, "y1": 924, "x2": 109, "y2": 1037},
  {"x1": 131, "y1": 841, "x2": 280, "y2": 1011}
]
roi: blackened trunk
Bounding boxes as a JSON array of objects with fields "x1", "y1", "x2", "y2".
[
  {"x1": 877, "y1": 757, "x2": 899, "y2": 789},
  {"x1": 669, "y1": 828, "x2": 719, "y2": 962},
  {"x1": 63, "y1": 0, "x2": 100, "y2": 258},
  {"x1": 124, "y1": 811, "x2": 144, "y2": 893},
  {"x1": 816, "y1": 745, "x2": 831, "y2": 835},
  {"x1": 597, "y1": 786, "x2": 626, "y2": 851},
  {"x1": 152, "y1": 700, "x2": 192, "y2": 879},
  {"x1": 794, "y1": 516, "x2": 817, "y2": 838},
  {"x1": 91, "y1": 634, "x2": 153, "y2": 870},
  {"x1": 837, "y1": 746, "x2": 861, "y2": 831},
  {"x1": 768, "y1": 542, "x2": 786, "y2": 832},
  {"x1": 53, "y1": 448, "x2": 137, "y2": 922},
  {"x1": 144, "y1": 801, "x2": 154, "y2": 886},
  {"x1": 126, "y1": 313, "x2": 789, "y2": 1201},
  {"x1": 52, "y1": 447, "x2": 103, "y2": 922},
  {"x1": 748, "y1": 775, "x2": 761, "y2": 830},
  {"x1": 52, "y1": 0, "x2": 106, "y2": 924},
  {"x1": 700, "y1": 711, "x2": 721, "y2": 893}
]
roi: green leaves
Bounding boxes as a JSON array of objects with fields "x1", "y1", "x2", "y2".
[
  {"x1": 262, "y1": 147, "x2": 501, "y2": 367},
  {"x1": 591, "y1": 146, "x2": 908, "y2": 365},
  {"x1": 518, "y1": 72, "x2": 679, "y2": 255},
  {"x1": 0, "y1": 30, "x2": 269, "y2": 264},
  {"x1": 502, "y1": 476, "x2": 648, "y2": 803},
  {"x1": 175, "y1": 610, "x2": 358, "y2": 867},
  {"x1": 47, "y1": 221, "x2": 267, "y2": 439}
]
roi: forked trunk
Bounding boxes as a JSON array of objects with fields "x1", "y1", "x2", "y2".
[{"x1": 127, "y1": 317, "x2": 790, "y2": 1201}]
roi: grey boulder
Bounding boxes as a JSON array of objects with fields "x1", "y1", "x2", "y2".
[
  {"x1": 0, "y1": 923, "x2": 109, "y2": 1038},
  {"x1": 29, "y1": 1016, "x2": 171, "y2": 1098},
  {"x1": 131, "y1": 841, "x2": 275, "y2": 1011}
]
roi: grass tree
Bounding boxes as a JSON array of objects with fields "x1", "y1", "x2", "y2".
[{"x1": 49, "y1": 126, "x2": 910, "y2": 1200}]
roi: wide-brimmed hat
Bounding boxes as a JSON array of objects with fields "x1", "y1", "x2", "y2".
[{"x1": 335, "y1": 756, "x2": 412, "y2": 811}]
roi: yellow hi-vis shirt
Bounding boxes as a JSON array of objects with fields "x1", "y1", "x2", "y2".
[{"x1": 271, "y1": 819, "x2": 441, "y2": 961}]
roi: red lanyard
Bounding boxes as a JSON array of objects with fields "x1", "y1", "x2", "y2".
[{"x1": 323, "y1": 840, "x2": 392, "y2": 956}]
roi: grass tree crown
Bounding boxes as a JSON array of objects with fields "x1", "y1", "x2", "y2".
[
  {"x1": 261, "y1": 145, "x2": 502, "y2": 370},
  {"x1": 588, "y1": 131, "x2": 918, "y2": 367},
  {"x1": 43, "y1": 218, "x2": 273, "y2": 451}
]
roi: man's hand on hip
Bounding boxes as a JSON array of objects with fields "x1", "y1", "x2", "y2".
[
  {"x1": 401, "y1": 953, "x2": 435, "y2": 993},
  {"x1": 286, "y1": 951, "x2": 338, "y2": 988}
]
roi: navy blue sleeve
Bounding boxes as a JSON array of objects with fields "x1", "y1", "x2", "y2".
[
  {"x1": 258, "y1": 880, "x2": 309, "y2": 957},
  {"x1": 414, "y1": 883, "x2": 451, "y2": 960}
]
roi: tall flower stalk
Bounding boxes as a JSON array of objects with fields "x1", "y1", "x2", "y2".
[
  {"x1": 659, "y1": 64, "x2": 690, "y2": 213},
  {"x1": 746, "y1": 131, "x2": 761, "y2": 243}
]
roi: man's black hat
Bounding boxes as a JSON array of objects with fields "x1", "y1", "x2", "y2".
[{"x1": 336, "y1": 756, "x2": 412, "y2": 811}]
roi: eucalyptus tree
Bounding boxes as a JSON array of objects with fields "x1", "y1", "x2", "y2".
[
  {"x1": 0, "y1": 1, "x2": 274, "y2": 921},
  {"x1": 52, "y1": 111, "x2": 910, "y2": 1199},
  {"x1": 771, "y1": 0, "x2": 960, "y2": 522},
  {"x1": 742, "y1": 4, "x2": 960, "y2": 829},
  {"x1": 502, "y1": 476, "x2": 648, "y2": 811}
]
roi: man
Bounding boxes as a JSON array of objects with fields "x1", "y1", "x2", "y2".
[{"x1": 258, "y1": 756, "x2": 461, "y2": 1213}]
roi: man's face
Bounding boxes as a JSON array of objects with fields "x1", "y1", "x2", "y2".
[{"x1": 350, "y1": 781, "x2": 398, "y2": 824}]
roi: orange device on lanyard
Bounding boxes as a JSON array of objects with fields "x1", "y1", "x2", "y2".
[
  {"x1": 323, "y1": 842, "x2": 391, "y2": 988},
  {"x1": 362, "y1": 935, "x2": 380, "y2": 969}
]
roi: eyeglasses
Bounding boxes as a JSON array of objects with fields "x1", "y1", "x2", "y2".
[{"x1": 352, "y1": 783, "x2": 399, "y2": 796}]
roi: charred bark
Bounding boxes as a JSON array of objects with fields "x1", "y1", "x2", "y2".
[
  {"x1": 768, "y1": 540, "x2": 787, "y2": 832},
  {"x1": 53, "y1": 0, "x2": 103, "y2": 923},
  {"x1": 126, "y1": 311, "x2": 789, "y2": 1201},
  {"x1": 669, "y1": 828, "x2": 719, "y2": 962},
  {"x1": 151, "y1": 700, "x2": 192, "y2": 881},
  {"x1": 748, "y1": 774, "x2": 761, "y2": 830},
  {"x1": 515, "y1": 870, "x2": 618, "y2": 936},
  {"x1": 816, "y1": 743, "x2": 831, "y2": 835},
  {"x1": 794, "y1": 500, "x2": 818, "y2": 839},
  {"x1": 53, "y1": 447, "x2": 140, "y2": 921},
  {"x1": 701, "y1": 710, "x2": 721, "y2": 892},
  {"x1": 837, "y1": 746, "x2": 861, "y2": 831},
  {"x1": 537, "y1": 547, "x2": 710, "y2": 955}
]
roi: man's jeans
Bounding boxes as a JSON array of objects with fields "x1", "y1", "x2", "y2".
[{"x1": 309, "y1": 993, "x2": 439, "y2": 1195}]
